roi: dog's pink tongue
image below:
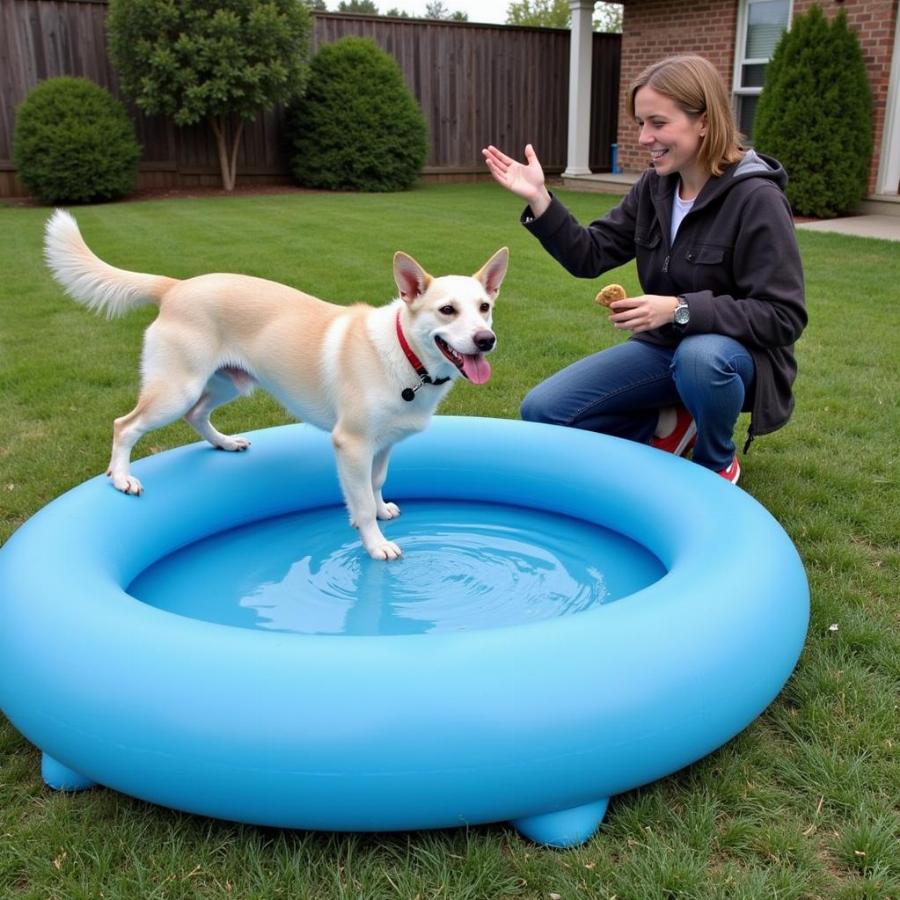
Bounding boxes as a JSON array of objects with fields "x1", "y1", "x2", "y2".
[{"x1": 462, "y1": 354, "x2": 491, "y2": 385}]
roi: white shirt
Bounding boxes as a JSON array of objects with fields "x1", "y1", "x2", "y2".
[{"x1": 671, "y1": 191, "x2": 695, "y2": 245}]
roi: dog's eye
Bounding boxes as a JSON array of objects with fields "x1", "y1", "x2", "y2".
[
  {"x1": 439, "y1": 305, "x2": 456, "y2": 316},
  {"x1": 480, "y1": 303, "x2": 491, "y2": 314}
]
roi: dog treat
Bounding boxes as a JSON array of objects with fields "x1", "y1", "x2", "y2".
[{"x1": 595, "y1": 283, "x2": 627, "y2": 307}]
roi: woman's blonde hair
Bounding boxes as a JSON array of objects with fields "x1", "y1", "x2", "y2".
[{"x1": 627, "y1": 55, "x2": 744, "y2": 177}]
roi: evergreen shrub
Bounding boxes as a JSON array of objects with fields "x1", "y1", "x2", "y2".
[
  {"x1": 754, "y1": 5, "x2": 872, "y2": 218},
  {"x1": 285, "y1": 37, "x2": 428, "y2": 192},
  {"x1": 13, "y1": 77, "x2": 141, "y2": 205}
]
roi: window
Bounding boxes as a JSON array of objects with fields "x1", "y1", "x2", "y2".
[{"x1": 733, "y1": 0, "x2": 792, "y2": 142}]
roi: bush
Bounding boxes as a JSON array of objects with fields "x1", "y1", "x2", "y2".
[
  {"x1": 12, "y1": 77, "x2": 141, "y2": 205},
  {"x1": 753, "y1": 5, "x2": 872, "y2": 218},
  {"x1": 285, "y1": 37, "x2": 428, "y2": 192}
]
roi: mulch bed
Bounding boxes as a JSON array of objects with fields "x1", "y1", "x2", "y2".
[
  {"x1": 3, "y1": 182, "x2": 823, "y2": 224},
  {"x1": 2, "y1": 182, "x2": 321, "y2": 208}
]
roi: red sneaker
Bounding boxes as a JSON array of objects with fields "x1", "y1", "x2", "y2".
[
  {"x1": 718, "y1": 456, "x2": 741, "y2": 484},
  {"x1": 650, "y1": 405, "x2": 697, "y2": 457}
]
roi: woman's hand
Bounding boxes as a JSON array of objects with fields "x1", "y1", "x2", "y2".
[
  {"x1": 608, "y1": 295, "x2": 680, "y2": 333},
  {"x1": 482, "y1": 144, "x2": 552, "y2": 217}
]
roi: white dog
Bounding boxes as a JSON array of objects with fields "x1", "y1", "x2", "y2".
[{"x1": 44, "y1": 210, "x2": 508, "y2": 560}]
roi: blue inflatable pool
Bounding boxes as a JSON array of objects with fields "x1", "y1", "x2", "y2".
[{"x1": 0, "y1": 417, "x2": 809, "y2": 847}]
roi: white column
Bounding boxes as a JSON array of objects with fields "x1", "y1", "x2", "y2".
[
  {"x1": 875, "y1": 12, "x2": 900, "y2": 195},
  {"x1": 563, "y1": 0, "x2": 596, "y2": 176}
]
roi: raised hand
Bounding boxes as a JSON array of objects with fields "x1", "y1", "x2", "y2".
[{"x1": 482, "y1": 144, "x2": 552, "y2": 217}]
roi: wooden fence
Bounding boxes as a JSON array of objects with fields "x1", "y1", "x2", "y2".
[{"x1": 0, "y1": 2, "x2": 620, "y2": 197}]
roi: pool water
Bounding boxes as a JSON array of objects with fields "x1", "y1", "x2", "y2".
[{"x1": 129, "y1": 500, "x2": 664, "y2": 636}]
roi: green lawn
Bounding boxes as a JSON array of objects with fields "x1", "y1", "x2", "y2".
[{"x1": 1, "y1": 183, "x2": 897, "y2": 899}]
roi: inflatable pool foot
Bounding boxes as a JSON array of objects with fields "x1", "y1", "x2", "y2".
[
  {"x1": 41, "y1": 753, "x2": 97, "y2": 791},
  {"x1": 511, "y1": 798, "x2": 609, "y2": 847}
]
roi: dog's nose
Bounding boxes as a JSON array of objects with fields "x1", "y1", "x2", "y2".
[{"x1": 474, "y1": 330, "x2": 496, "y2": 352}]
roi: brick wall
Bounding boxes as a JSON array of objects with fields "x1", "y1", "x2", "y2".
[{"x1": 616, "y1": 0, "x2": 896, "y2": 194}]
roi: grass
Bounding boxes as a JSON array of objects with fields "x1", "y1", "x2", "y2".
[{"x1": 1, "y1": 182, "x2": 898, "y2": 899}]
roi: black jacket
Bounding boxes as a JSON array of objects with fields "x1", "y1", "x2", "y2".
[{"x1": 522, "y1": 151, "x2": 807, "y2": 441}]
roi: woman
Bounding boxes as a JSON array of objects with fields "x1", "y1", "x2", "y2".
[{"x1": 482, "y1": 55, "x2": 806, "y2": 483}]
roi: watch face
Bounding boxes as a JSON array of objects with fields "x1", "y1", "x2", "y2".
[{"x1": 674, "y1": 305, "x2": 690, "y2": 326}]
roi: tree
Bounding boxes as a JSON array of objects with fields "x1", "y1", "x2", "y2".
[
  {"x1": 425, "y1": 1, "x2": 467, "y2": 20},
  {"x1": 337, "y1": 0, "x2": 380, "y2": 11},
  {"x1": 506, "y1": 0, "x2": 622, "y2": 32},
  {"x1": 753, "y1": 5, "x2": 872, "y2": 217},
  {"x1": 107, "y1": 0, "x2": 312, "y2": 191},
  {"x1": 507, "y1": 0, "x2": 567, "y2": 28},
  {"x1": 593, "y1": 2, "x2": 622, "y2": 33}
]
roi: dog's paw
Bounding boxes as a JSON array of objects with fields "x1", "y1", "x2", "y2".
[
  {"x1": 377, "y1": 501, "x2": 401, "y2": 520},
  {"x1": 110, "y1": 474, "x2": 143, "y2": 495},
  {"x1": 366, "y1": 539, "x2": 403, "y2": 561},
  {"x1": 217, "y1": 436, "x2": 251, "y2": 452}
]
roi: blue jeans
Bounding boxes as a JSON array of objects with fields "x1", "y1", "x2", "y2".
[{"x1": 520, "y1": 335, "x2": 756, "y2": 471}]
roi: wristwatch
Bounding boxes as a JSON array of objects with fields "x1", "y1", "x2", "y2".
[{"x1": 673, "y1": 296, "x2": 690, "y2": 330}]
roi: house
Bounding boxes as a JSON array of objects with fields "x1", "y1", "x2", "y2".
[{"x1": 563, "y1": 0, "x2": 899, "y2": 213}]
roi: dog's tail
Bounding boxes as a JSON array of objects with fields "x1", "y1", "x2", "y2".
[{"x1": 44, "y1": 209, "x2": 177, "y2": 318}]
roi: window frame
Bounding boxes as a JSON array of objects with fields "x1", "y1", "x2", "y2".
[{"x1": 732, "y1": 0, "x2": 794, "y2": 141}]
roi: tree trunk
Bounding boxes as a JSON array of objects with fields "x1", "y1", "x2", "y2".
[{"x1": 208, "y1": 114, "x2": 245, "y2": 192}]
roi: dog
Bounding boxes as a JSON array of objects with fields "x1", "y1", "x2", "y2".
[{"x1": 44, "y1": 210, "x2": 508, "y2": 560}]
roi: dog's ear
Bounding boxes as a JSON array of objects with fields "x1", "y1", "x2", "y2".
[
  {"x1": 393, "y1": 252, "x2": 432, "y2": 305},
  {"x1": 474, "y1": 247, "x2": 509, "y2": 299}
]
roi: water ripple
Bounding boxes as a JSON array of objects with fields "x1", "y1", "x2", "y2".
[{"x1": 130, "y1": 501, "x2": 664, "y2": 635}]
